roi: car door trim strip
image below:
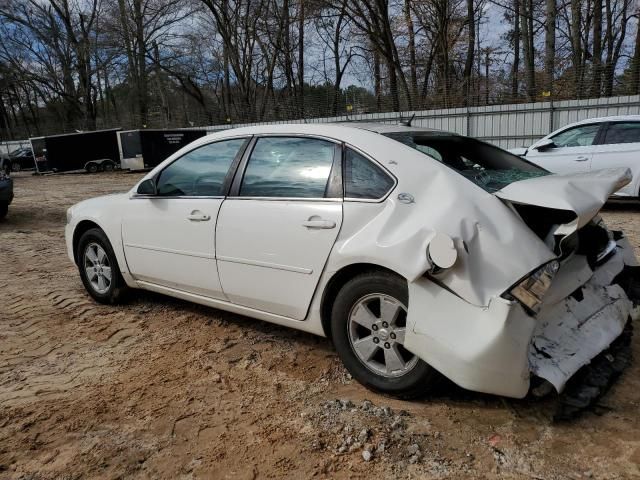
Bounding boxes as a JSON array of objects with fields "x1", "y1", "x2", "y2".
[
  {"x1": 124, "y1": 242, "x2": 214, "y2": 259},
  {"x1": 217, "y1": 255, "x2": 313, "y2": 274}
]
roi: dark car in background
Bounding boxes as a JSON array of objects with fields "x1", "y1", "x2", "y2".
[
  {"x1": 3, "y1": 147, "x2": 35, "y2": 172},
  {"x1": 0, "y1": 170, "x2": 13, "y2": 219}
]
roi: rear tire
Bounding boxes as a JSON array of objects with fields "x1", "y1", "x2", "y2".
[
  {"x1": 330, "y1": 271, "x2": 438, "y2": 399},
  {"x1": 0, "y1": 203, "x2": 7, "y2": 220},
  {"x1": 77, "y1": 228, "x2": 129, "y2": 304}
]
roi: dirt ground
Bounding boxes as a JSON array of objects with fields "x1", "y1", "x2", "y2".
[{"x1": 1, "y1": 171, "x2": 640, "y2": 480}]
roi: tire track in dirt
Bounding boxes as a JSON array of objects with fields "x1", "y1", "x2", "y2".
[
  {"x1": 0, "y1": 188, "x2": 149, "y2": 409},
  {"x1": 2, "y1": 173, "x2": 640, "y2": 478}
]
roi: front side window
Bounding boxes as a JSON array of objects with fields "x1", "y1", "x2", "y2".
[
  {"x1": 551, "y1": 124, "x2": 600, "y2": 147},
  {"x1": 240, "y1": 137, "x2": 335, "y2": 198},
  {"x1": 603, "y1": 122, "x2": 640, "y2": 145},
  {"x1": 156, "y1": 139, "x2": 245, "y2": 196},
  {"x1": 344, "y1": 148, "x2": 394, "y2": 199}
]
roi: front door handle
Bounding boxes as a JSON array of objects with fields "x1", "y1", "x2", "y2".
[
  {"x1": 302, "y1": 218, "x2": 336, "y2": 229},
  {"x1": 575, "y1": 156, "x2": 589, "y2": 162},
  {"x1": 187, "y1": 210, "x2": 211, "y2": 222}
]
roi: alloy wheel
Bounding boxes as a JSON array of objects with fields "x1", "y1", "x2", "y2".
[
  {"x1": 83, "y1": 242, "x2": 112, "y2": 294},
  {"x1": 348, "y1": 293, "x2": 418, "y2": 378}
]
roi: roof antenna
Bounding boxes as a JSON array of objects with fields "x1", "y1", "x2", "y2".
[{"x1": 399, "y1": 113, "x2": 415, "y2": 127}]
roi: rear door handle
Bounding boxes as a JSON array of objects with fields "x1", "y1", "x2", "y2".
[
  {"x1": 302, "y1": 219, "x2": 336, "y2": 229},
  {"x1": 187, "y1": 211, "x2": 211, "y2": 222},
  {"x1": 575, "y1": 156, "x2": 589, "y2": 162}
]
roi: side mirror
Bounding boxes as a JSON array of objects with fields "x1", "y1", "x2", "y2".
[
  {"x1": 137, "y1": 178, "x2": 157, "y2": 195},
  {"x1": 533, "y1": 138, "x2": 556, "y2": 152}
]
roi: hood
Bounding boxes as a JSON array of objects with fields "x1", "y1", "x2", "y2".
[
  {"x1": 70, "y1": 192, "x2": 128, "y2": 214},
  {"x1": 494, "y1": 168, "x2": 632, "y2": 233}
]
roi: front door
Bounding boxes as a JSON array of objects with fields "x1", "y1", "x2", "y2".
[
  {"x1": 526, "y1": 123, "x2": 601, "y2": 174},
  {"x1": 216, "y1": 136, "x2": 343, "y2": 319},
  {"x1": 122, "y1": 138, "x2": 248, "y2": 299}
]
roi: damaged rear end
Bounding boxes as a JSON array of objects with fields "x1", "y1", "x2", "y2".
[{"x1": 494, "y1": 168, "x2": 640, "y2": 405}]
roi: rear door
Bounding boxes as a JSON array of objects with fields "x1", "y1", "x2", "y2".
[
  {"x1": 215, "y1": 136, "x2": 343, "y2": 319},
  {"x1": 590, "y1": 121, "x2": 640, "y2": 197},
  {"x1": 525, "y1": 123, "x2": 601, "y2": 173}
]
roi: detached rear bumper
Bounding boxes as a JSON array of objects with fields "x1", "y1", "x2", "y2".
[
  {"x1": 529, "y1": 249, "x2": 635, "y2": 392},
  {"x1": 405, "y1": 236, "x2": 638, "y2": 398}
]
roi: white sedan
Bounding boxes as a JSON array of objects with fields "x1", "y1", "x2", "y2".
[
  {"x1": 512, "y1": 115, "x2": 640, "y2": 197},
  {"x1": 66, "y1": 123, "x2": 639, "y2": 400}
]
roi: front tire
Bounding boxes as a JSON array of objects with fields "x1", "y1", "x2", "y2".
[
  {"x1": 330, "y1": 271, "x2": 438, "y2": 399},
  {"x1": 77, "y1": 228, "x2": 128, "y2": 304}
]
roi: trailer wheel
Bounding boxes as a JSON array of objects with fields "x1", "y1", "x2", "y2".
[
  {"x1": 11, "y1": 161, "x2": 21, "y2": 173},
  {"x1": 86, "y1": 162, "x2": 98, "y2": 174},
  {"x1": 103, "y1": 162, "x2": 114, "y2": 172}
]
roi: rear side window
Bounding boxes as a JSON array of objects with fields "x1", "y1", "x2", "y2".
[
  {"x1": 240, "y1": 137, "x2": 335, "y2": 198},
  {"x1": 344, "y1": 148, "x2": 394, "y2": 199},
  {"x1": 157, "y1": 139, "x2": 245, "y2": 196},
  {"x1": 551, "y1": 124, "x2": 600, "y2": 147},
  {"x1": 384, "y1": 133, "x2": 547, "y2": 193},
  {"x1": 603, "y1": 122, "x2": 640, "y2": 145}
]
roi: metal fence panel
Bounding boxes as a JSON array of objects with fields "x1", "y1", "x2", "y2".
[{"x1": 200, "y1": 94, "x2": 640, "y2": 149}]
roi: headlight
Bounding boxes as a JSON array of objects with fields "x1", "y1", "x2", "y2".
[{"x1": 508, "y1": 261, "x2": 559, "y2": 313}]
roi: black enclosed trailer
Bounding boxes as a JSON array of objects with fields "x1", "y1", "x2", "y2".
[
  {"x1": 118, "y1": 129, "x2": 207, "y2": 170},
  {"x1": 31, "y1": 128, "x2": 121, "y2": 173}
]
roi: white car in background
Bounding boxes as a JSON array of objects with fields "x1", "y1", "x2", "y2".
[
  {"x1": 65, "y1": 123, "x2": 639, "y2": 408},
  {"x1": 512, "y1": 115, "x2": 640, "y2": 197}
]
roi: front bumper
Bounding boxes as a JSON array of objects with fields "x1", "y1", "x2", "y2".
[
  {"x1": 405, "y1": 236, "x2": 638, "y2": 398},
  {"x1": 65, "y1": 222, "x2": 75, "y2": 263}
]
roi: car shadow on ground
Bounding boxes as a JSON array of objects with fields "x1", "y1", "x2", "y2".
[
  {"x1": 126, "y1": 290, "x2": 585, "y2": 423},
  {"x1": 129, "y1": 289, "x2": 335, "y2": 351},
  {"x1": 603, "y1": 199, "x2": 640, "y2": 212}
]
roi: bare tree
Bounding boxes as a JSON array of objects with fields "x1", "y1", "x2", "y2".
[{"x1": 544, "y1": 0, "x2": 556, "y2": 95}]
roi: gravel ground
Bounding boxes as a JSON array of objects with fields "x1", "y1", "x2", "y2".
[{"x1": 1, "y1": 171, "x2": 639, "y2": 479}]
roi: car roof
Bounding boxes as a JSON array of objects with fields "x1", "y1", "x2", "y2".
[
  {"x1": 330, "y1": 122, "x2": 453, "y2": 135},
  {"x1": 207, "y1": 122, "x2": 454, "y2": 139},
  {"x1": 565, "y1": 115, "x2": 640, "y2": 127}
]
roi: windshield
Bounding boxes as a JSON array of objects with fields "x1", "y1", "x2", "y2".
[{"x1": 384, "y1": 133, "x2": 548, "y2": 193}]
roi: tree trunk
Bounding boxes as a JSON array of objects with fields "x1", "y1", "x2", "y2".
[
  {"x1": 298, "y1": 0, "x2": 305, "y2": 118},
  {"x1": 591, "y1": 0, "x2": 603, "y2": 96},
  {"x1": 463, "y1": 0, "x2": 475, "y2": 106},
  {"x1": 544, "y1": 0, "x2": 556, "y2": 95},
  {"x1": 511, "y1": 0, "x2": 520, "y2": 99},
  {"x1": 631, "y1": 9, "x2": 640, "y2": 95},
  {"x1": 388, "y1": 60, "x2": 400, "y2": 111},
  {"x1": 404, "y1": 0, "x2": 418, "y2": 101},
  {"x1": 521, "y1": 0, "x2": 536, "y2": 101},
  {"x1": 134, "y1": 0, "x2": 148, "y2": 127},
  {"x1": 374, "y1": 48, "x2": 382, "y2": 112},
  {"x1": 570, "y1": 0, "x2": 583, "y2": 98}
]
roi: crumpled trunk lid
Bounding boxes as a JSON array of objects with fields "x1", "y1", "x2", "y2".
[{"x1": 494, "y1": 168, "x2": 632, "y2": 234}]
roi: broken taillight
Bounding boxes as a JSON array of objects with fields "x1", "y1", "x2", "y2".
[{"x1": 508, "y1": 261, "x2": 560, "y2": 313}]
